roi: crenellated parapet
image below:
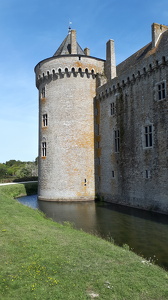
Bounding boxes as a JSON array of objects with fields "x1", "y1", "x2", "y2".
[
  {"x1": 97, "y1": 55, "x2": 168, "y2": 99},
  {"x1": 36, "y1": 66, "x2": 98, "y2": 87},
  {"x1": 35, "y1": 55, "x2": 105, "y2": 88}
]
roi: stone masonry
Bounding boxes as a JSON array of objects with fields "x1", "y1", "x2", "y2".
[
  {"x1": 35, "y1": 23, "x2": 168, "y2": 214},
  {"x1": 35, "y1": 30, "x2": 104, "y2": 201}
]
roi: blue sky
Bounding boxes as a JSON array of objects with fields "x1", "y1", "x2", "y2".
[{"x1": 0, "y1": 0, "x2": 167, "y2": 163}]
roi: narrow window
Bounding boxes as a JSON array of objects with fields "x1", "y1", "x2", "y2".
[
  {"x1": 110, "y1": 102, "x2": 115, "y2": 115},
  {"x1": 42, "y1": 142, "x2": 46, "y2": 157},
  {"x1": 42, "y1": 114, "x2": 48, "y2": 127},
  {"x1": 162, "y1": 56, "x2": 166, "y2": 64},
  {"x1": 112, "y1": 170, "x2": 115, "y2": 178},
  {"x1": 145, "y1": 170, "x2": 150, "y2": 179},
  {"x1": 84, "y1": 178, "x2": 87, "y2": 186},
  {"x1": 97, "y1": 124, "x2": 99, "y2": 135},
  {"x1": 144, "y1": 125, "x2": 153, "y2": 147},
  {"x1": 114, "y1": 130, "x2": 120, "y2": 152},
  {"x1": 41, "y1": 87, "x2": 45, "y2": 98},
  {"x1": 95, "y1": 108, "x2": 98, "y2": 116},
  {"x1": 158, "y1": 81, "x2": 166, "y2": 100}
]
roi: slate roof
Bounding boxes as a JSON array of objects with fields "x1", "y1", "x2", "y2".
[
  {"x1": 53, "y1": 32, "x2": 85, "y2": 56},
  {"x1": 116, "y1": 29, "x2": 168, "y2": 77}
]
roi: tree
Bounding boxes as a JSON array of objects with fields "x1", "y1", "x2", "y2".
[
  {"x1": 0, "y1": 159, "x2": 38, "y2": 181},
  {"x1": 0, "y1": 164, "x2": 8, "y2": 179}
]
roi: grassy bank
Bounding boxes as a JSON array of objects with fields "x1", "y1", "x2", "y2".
[
  {"x1": 0, "y1": 182, "x2": 38, "y2": 197},
  {"x1": 0, "y1": 185, "x2": 167, "y2": 300}
]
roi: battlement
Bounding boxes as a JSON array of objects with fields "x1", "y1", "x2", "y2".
[
  {"x1": 35, "y1": 55, "x2": 105, "y2": 88},
  {"x1": 97, "y1": 55, "x2": 168, "y2": 99},
  {"x1": 36, "y1": 66, "x2": 97, "y2": 87}
]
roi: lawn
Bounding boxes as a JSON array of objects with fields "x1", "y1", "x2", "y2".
[{"x1": 0, "y1": 184, "x2": 168, "y2": 299}]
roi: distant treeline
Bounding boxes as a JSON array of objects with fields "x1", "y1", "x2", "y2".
[{"x1": 0, "y1": 159, "x2": 38, "y2": 183}]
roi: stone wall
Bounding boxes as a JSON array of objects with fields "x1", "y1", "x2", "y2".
[
  {"x1": 96, "y1": 42, "x2": 168, "y2": 214},
  {"x1": 35, "y1": 55, "x2": 104, "y2": 201},
  {"x1": 35, "y1": 24, "x2": 168, "y2": 213}
]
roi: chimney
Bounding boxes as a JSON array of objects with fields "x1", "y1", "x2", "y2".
[
  {"x1": 105, "y1": 39, "x2": 116, "y2": 80},
  {"x1": 84, "y1": 47, "x2": 90, "y2": 56},
  {"x1": 71, "y1": 30, "x2": 77, "y2": 54},
  {"x1": 152, "y1": 23, "x2": 168, "y2": 48}
]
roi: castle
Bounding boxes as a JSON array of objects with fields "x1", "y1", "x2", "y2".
[{"x1": 35, "y1": 23, "x2": 168, "y2": 214}]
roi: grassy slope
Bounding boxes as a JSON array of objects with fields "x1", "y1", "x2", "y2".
[{"x1": 0, "y1": 185, "x2": 168, "y2": 300}]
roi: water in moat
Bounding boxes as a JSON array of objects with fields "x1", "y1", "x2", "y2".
[{"x1": 18, "y1": 195, "x2": 168, "y2": 270}]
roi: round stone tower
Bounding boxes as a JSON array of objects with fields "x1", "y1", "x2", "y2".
[{"x1": 35, "y1": 29, "x2": 105, "y2": 201}]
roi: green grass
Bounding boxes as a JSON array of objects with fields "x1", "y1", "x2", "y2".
[
  {"x1": 0, "y1": 185, "x2": 168, "y2": 300},
  {"x1": 0, "y1": 182, "x2": 38, "y2": 197}
]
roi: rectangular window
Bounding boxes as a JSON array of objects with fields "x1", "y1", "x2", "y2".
[
  {"x1": 41, "y1": 87, "x2": 45, "y2": 98},
  {"x1": 114, "y1": 130, "x2": 120, "y2": 152},
  {"x1": 157, "y1": 81, "x2": 166, "y2": 100},
  {"x1": 112, "y1": 170, "x2": 115, "y2": 178},
  {"x1": 144, "y1": 125, "x2": 152, "y2": 147},
  {"x1": 42, "y1": 114, "x2": 48, "y2": 127},
  {"x1": 110, "y1": 102, "x2": 115, "y2": 115},
  {"x1": 145, "y1": 170, "x2": 150, "y2": 179},
  {"x1": 42, "y1": 142, "x2": 46, "y2": 157}
]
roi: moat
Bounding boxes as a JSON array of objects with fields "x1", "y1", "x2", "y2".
[{"x1": 18, "y1": 195, "x2": 168, "y2": 270}]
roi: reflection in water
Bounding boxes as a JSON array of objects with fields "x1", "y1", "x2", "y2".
[
  {"x1": 18, "y1": 195, "x2": 168, "y2": 270},
  {"x1": 18, "y1": 195, "x2": 38, "y2": 209}
]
